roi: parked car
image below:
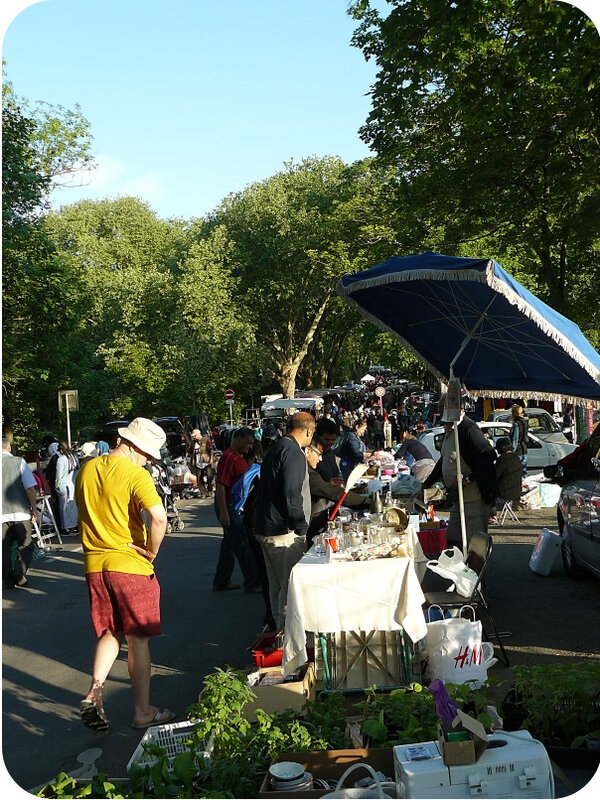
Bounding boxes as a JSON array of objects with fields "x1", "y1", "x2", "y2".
[
  {"x1": 95, "y1": 420, "x2": 130, "y2": 448},
  {"x1": 487, "y1": 408, "x2": 569, "y2": 444},
  {"x1": 152, "y1": 416, "x2": 188, "y2": 458},
  {"x1": 547, "y1": 424, "x2": 600, "y2": 580},
  {"x1": 418, "y1": 421, "x2": 576, "y2": 473}
]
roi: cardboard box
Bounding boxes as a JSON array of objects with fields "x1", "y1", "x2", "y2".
[
  {"x1": 259, "y1": 748, "x2": 395, "y2": 799},
  {"x1": 245, "y1": 663, "x2": 316, "y2": 722},
  {"x1": 437, "y1": 709, "x2": 488, "y2": 766}
]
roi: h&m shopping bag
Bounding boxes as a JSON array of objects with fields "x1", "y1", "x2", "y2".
[{"x1": 425, "y1": 605, "x2": 488, "y2": 687}]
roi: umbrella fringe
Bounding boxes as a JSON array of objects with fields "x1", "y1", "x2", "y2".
[
  {"x1": 487, "y1": 267, "x2": 600, "y2": 385},
  {"x1": 467, "y1": 388, "x2": 600, "y2": 409}
]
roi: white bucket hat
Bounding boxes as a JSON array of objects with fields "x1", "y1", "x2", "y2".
[
  {"x1": 80, "y1": 442, "x2": 98, "y2": 457},
  {"x1": 118, "y1": 418, "x2": 166, "y2": 460}
]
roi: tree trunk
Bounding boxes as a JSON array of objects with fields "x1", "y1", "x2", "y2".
[
  {"x1": 280, "y1": 361, "x2": 298, "y2": 399},
  {"x1": 275, "y1": 295, "x2": 331, "y2": 399}
]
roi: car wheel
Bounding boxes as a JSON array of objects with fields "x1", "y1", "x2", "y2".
[{"x1": 561, "y1": 527, "x2": 584, "y2": 578}]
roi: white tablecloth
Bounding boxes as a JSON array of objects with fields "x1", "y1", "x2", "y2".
[{"x1": 282, "y1": 551, "x2": 428, "y2": 676}]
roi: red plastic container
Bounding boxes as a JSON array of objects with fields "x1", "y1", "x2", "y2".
[
  {"x1": 417, "y1": 528, "x2": 447, "y2": 558},
  {"x1": 251, "y1": 634, "x2": 283, "y2": 668}
]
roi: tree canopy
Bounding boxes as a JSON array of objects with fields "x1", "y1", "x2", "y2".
[{"x1": 349, "y1": 0, "x2": 600, "y2": 342}]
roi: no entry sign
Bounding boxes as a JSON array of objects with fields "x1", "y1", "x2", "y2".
[{"x1": 224, "y1": 388, "x2": 235, "y2": 401}]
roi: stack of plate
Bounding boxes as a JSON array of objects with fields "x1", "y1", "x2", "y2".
[{"x1": 269, "y1": 761, "x2": 313, "y2": 791}]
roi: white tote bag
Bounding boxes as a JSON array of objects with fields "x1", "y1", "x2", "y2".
[{"x1": 425, "y1": 605, "x2": 488, "y2": 687}]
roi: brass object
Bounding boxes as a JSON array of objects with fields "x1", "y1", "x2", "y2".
[{"x1": 384, "y1": 507, "x2": 408, "y2": 530}]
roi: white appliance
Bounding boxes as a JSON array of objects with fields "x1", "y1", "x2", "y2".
[{"x1": 394, "y1": 730, "x2": 554, "y2": 798}]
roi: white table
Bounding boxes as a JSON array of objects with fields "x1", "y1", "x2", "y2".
[{"x1": 282, "y1": 550, "x2": 428, "y2": 683}]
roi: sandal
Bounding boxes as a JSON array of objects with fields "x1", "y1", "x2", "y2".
[
  {"x1": 131, "y1": 707, "x2": 175, "y2": 730},
  {"x1": 80, "y1": 682, "x2": 109, "y2": 732}
]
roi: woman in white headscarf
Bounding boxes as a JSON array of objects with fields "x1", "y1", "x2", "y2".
[{"x1": 55, "y1": 442, "x2": 80, "y2": 533}]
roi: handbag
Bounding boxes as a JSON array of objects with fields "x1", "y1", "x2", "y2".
[
  {"x1": 424, "y1": 605, "x2": 488, "y2": 687},
  {"x1": 426, "y1": 546, "x2": 478, "y2": 597}
]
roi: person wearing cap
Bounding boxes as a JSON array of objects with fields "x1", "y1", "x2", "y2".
[
  {"x1": 79, "y1": 442, "x2": 99, "y2": 465},
  {"x1": 75, "y1": 417, "x2": 173, "y2": 732}
]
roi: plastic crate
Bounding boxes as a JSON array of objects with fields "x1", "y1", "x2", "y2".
[
  {"x1": 126, "y1": 720, "x2": 213, "y2": 772},
  {"x1": 251, "y1": 633, "x2": 283, "y2": 668}
]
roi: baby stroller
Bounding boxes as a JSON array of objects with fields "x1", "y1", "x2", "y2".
[{"x1": 148, "y1": 461, "x2": 185, "y2": 533}]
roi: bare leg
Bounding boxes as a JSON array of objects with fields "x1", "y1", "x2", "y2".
[
  {"x1": 126, "y1": 634, "x2": 172, "y2": 727},
  {"x1": 80, "y1": 629, "x2": 123, "y2": 730},
  {"x1": 83, "y1": 629, "x2": 123, "y2": 699}
]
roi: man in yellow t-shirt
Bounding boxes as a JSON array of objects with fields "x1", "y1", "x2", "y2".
[{"x1": 75, "y1": 418, "x2": 173, "y2": 732}]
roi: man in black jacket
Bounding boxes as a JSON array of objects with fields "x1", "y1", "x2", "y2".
[
  {"x1": 255, "y1": 412, "x2": 315, "y2": 631},
  {"x1": 422, "y1": 395, "x2": 497, "y2": 548}
]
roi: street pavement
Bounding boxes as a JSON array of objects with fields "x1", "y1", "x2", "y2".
[
  {"x1": 2, "y1": 499, "x2": 600, "y2": 796},
  {"x1": 2, "y1": 497, "x2": 268, "y2": 793}
]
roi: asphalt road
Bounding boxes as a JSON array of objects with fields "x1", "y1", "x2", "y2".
[{"x1": 2, "y1": 499, "x2": 600, "y2": 796}]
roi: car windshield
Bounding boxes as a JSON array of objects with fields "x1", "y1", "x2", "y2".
[{"x1": 492, "y1": 411, "x2": 560, "y2": 433}]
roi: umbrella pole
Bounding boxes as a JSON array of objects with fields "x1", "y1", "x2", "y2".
[
  {"x1": 453, "y1": 421, "x2": 468, "y2": 557},
  {"x1": 447, "y1": 366, "x2": 468, "y2": 557}
]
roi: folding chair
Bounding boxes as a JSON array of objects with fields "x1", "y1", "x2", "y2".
[
  {"x1": 33, "y1": 494, "x2": 63, "y2": 547},
  {"x1": 498, "y1": 499, "x2": 520, "y2": 525},
  {"x1": 424, "y1": 531, "x2": 510, "y2": 666}
]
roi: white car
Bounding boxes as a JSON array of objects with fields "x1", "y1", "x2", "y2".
[
  {"x1": 418, "y1": 421, "x2": 577, "y2": 473},
  {"x1": 487, "y1": 408, "x2": 569, "y2": 444}
]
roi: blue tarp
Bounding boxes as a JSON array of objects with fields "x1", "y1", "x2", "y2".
[{"x1": 337, "y1": 251, "x2": 600, "y2": 403}]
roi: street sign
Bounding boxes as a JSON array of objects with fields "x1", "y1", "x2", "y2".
[
  {"x1": 225, "y1": 399, "x2": 235, "y2": 405},
  {"x1": 374, "y1": 386, "x2": 386, "y2": 398},
  {"x1": 57, "y1": 389, "x2": 79, "y2": 447},
  {"x1": 58, "y1": 389, "x2": 79, "y2": 411},
  {"x1": 224, "y1": 388, "x2": 235, "y2": 401}
]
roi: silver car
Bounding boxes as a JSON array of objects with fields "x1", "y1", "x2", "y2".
[
  {"x1": 418, "y1": 421, "x2": 576, "y2": 474},
  {"x1": 554, "y1": 425, "x2": 600, "y2": 579}
]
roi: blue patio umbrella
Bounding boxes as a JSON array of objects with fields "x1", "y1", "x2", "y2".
[
  {"x1": 337, "y1": 251, "x2": 600, "y2": 552},
  {"x1": 337, "y1": 251, "x2": 600, "y2": 404}
]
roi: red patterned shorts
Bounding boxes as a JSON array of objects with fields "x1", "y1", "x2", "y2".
[{"x1": 86, "y1": 571, "x2": 161, "y2": 638}]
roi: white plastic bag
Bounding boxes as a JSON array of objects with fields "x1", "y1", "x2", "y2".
[
  {"x1": 426, "y1": 546, "x2": 478, "y2": 597},
  {"x1": 425, "y1": 605, "x2": 488, "y2": 687}
]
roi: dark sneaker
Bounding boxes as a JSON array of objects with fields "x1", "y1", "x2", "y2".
[
  {"x1": 13, "y1": 576, "x2": 29, "y2": 587},
  {"x1": 212, "y1": 582, "x2": 241, "y2": 592}
]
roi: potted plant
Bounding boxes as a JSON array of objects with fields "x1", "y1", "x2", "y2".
[{"x1": 499, "y1": 662, "x2": 600, "y2": 766}]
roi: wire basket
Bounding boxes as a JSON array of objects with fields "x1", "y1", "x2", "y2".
[{"x1": 126, "y1": 720, "x2": 213, "y2": 772}]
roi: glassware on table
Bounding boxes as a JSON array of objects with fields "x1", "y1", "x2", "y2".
[{"x1": 314, "y1": 534, "x2": 326, "y2": 556}]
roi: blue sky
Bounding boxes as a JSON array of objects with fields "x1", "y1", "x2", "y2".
[
  {"x1": 3, "y1": 1, "x2": 599, "y2": 222},
  {"x1": 2, "y1": 0, "x2": 388, "y2": 220}
]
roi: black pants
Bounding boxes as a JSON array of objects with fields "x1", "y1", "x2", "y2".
[{"x1": 2, "y1": 520, "x2": 35, "y2": 585}]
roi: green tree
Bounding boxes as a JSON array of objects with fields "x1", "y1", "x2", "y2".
[
  {"x1": 210, "y1": 156, "x2": 398, "y2": 398},
  {"x1": 349, "y1": 0, "x2": 600, "y2": 341},
  {"x1": 2, "y1": 76, "x2": 92, "y2": 446},
  {"x1": 43, "y1": 197, "x2": 187, "y2": 421}
]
